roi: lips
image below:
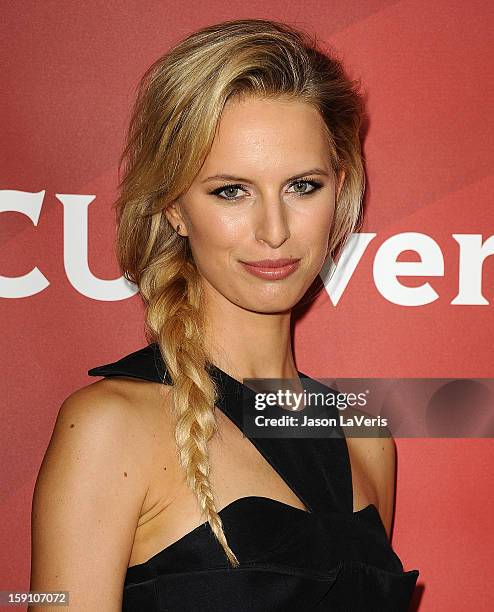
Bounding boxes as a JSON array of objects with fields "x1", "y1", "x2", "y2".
[
  {"x1": 240, "y1": 258, "x2": 300, "y2": 268},
  {"x1": 239, "y1": 258, "x2": 301, "y2": 280}
]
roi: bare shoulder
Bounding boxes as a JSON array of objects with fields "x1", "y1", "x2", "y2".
[
  {"x1": 48, "y1": 376, "x2": 177, "y2": 505},
  {"x1": 29, "y1": 378, "x2": 174, "y2": 611},
  {"x1": 49, "y1": 378, "x2": 167, "y2": 473},
  {"x1": 68, "y1": 376, "x2": 173, "y2": 429}
]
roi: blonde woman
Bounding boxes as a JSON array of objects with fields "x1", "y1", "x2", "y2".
[{"x1": 30, "y1": 19, "x2": 419, "y2": 611}]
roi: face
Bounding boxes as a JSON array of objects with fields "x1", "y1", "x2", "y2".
[{"x1": 165, "y1": 96, "x2": 344, "y2": 314}]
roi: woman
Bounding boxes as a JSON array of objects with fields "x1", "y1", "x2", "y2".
[{"x1": 30, "y1": 18, "x2": 420, "y2": 611}]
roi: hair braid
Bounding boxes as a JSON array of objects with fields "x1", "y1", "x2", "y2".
[{"x1": 144, "y1": 246, "x2": 239, "y2": 567}]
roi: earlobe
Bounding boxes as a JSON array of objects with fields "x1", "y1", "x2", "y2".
[{"x1": 164, "y1": 202, "x2": 187, "y2": 236}]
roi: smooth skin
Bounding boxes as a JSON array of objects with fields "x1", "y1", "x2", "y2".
[{"x1": 30, "y1": 97, "x2": 397, "y2": 611}]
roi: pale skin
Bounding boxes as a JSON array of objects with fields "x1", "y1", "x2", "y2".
[{"x1": 30, "y1": 97, "x2": 397, "y2": 611}]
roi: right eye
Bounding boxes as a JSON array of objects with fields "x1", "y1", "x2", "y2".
[{"x1": 210, "y1": 184, "x2": 248, "y2": 201}]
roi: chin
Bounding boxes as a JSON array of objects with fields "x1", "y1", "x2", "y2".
[
  {"x1": 233, "y1": 291, "x2": 301, "y2": 314},
  {"x1": 242, "y1": 304, "x2": 295, "y2": 315}
]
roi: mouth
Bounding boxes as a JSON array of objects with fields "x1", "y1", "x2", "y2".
[{"x1": 239, "y1": 258, "x2": 301, "y2": 280}]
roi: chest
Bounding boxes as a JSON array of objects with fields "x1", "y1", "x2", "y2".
[{"x1": 128, "y1": 412, "x2": 380, "y2": 568}]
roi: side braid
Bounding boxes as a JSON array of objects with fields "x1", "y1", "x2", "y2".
[{"x1": 144, "y1": 253, "x2": 239, "y2": 567}]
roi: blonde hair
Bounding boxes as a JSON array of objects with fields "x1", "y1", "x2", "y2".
[{"x1": 114, "y1": 18, "x2": 366, "y2": 567}]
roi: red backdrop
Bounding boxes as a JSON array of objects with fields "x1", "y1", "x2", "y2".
[{"x1": 1, "y1": 2, "x2": 493, "y2": 610}]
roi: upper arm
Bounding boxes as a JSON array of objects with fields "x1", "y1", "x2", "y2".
[
  {"x1": 30, "y1": 383, "x2": 151, "y2": 611},
  {"x1": 364, "y1": 433, "x2": 397, "y2": 539}
]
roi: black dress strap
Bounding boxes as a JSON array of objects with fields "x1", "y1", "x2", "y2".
[{"x1": 88, "y1": 343, "x2": 354, "y2": 515}]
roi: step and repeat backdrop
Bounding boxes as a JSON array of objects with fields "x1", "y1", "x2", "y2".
[{"x1": 1, "y1": 2, "x2": 493, "y2": 610}]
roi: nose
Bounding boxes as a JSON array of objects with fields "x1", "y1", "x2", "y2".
[{"x1": 254, "y1": 193, "x2": 291, "y2": 249}]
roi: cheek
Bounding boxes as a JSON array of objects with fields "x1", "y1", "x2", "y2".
[
  {"x1": 187, "y1": 211, "x2": 243, "y2": 263},
  {"x1": 295, "y1": 203, "x2": 334, "y2": 252}
]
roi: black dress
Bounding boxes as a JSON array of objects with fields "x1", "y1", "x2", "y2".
[{"x1": 88, "y1": 343, "x2": 419, "y2": 611}]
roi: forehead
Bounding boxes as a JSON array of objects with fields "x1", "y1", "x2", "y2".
[{"x1": 198, "y1": 96, "x2": 332, "y2": 178}]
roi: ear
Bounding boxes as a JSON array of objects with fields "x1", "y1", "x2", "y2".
[{"x1": 164, "y1": 201, "x2": 188, "y2": 236}]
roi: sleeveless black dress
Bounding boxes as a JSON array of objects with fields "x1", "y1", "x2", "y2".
[{"x1": 88, "y1": 343, "x2": 419, "y2": 611}]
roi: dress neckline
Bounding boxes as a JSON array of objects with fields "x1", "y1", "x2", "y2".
[{"x1": 87, "y1": 343, "x2": 356, "y2": 517}]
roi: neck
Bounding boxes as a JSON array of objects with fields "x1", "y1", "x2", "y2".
[{"x1": 202, "y1": 294, "x2": 299, "y2": 384}]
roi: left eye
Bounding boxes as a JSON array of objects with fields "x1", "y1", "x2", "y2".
[{"x1": 287, "y1": 180, "x2": 319, "y2": 194}]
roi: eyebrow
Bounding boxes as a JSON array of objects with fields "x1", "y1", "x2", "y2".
[{"x1": 201, "y1": 167, "x2": 330, "y2": 184}]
